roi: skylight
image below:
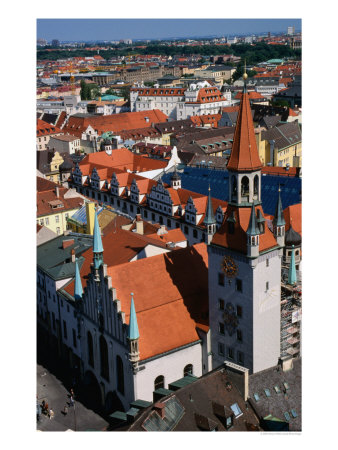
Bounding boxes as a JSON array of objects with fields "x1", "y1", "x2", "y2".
[
  {"x1": 274, "y1": 385, "x2": 281, "y2": 394},
  {"x1": 284, "y1": 411, "x2": 291, "y2": 422},
  {"x1": 283, "y1": 382, "x2": 290, "y2": 391},
  {"x1": 230, "y1": 403, "x2": 243, "y2": 418},
  {"x1": 264, "y1": 389, "x2": 271, "y2": 398},
  {"x1": 291, "y1": 409, "x2": 298, "y2": 418},
  {"x1": 253, "y1": 393, "x2": 260, "y2": 402}
]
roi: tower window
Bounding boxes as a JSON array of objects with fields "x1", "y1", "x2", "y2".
[
  {"x1": 237, "y1": 351, "x2": 244, "y2": 365},
  {"x1": 235, "y1": 279, "x2": 242, "y2": 292},
  {"x1": 219, "y1": 322, "x2": 225, "y2": 335},
  {"x1": 236, "y1": 305, "x2": 242, "y2": 317},
  {"x1": 219, "y1": 298, "x2": 225, "y2": 310},
  {"x1": 218, "y1": 273, "x2": 225, "y2": 286},
  {"x1": 236, "y1": 329, "x2": 243, "y2": 342},
  {"x1": 266, "y1": 258, "x2": 269, "y2": 267},
  {"x1": 218, "y1": 342, "x2": 225, "y2": 356},
  {"x1": 266, "y1": 281, "x2": 269, "y2": 291},
  {"x1": 184, "y1": 364, "x2": 193, "y2": 377},
  {"x1": 227, "y1": 347, "x2": 234, "y2": 360}
]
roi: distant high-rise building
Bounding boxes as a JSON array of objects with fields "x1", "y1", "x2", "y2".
[
  {"x1": 37, "y1": 38, "x2": 47, "y2": 46},
  {"x1": 287, "y1": 26, "x2": 295, "y2": 36},
  {"x1": 51, "y1": 39, "x2": 60, "y2": 47}
]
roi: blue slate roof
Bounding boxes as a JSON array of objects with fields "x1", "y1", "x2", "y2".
[
  {"x1": 161, "y1": 168, "x2": 301, "y2": 215},
  {"x1": 70, "y1": 205, "x2": 103, "y2": 226}
]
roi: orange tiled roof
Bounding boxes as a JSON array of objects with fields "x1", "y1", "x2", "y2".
[
  {"x1": 190, "y1": 114, "x2": 221, "y2": 128},
  {"x1": 226, "y1": 89, "x2": 263, "y2": 172},
  {"x1": 37, "y1": 183, "x2": 84, "y2": 217},
  {"x1": 283, "y1": 203, "x2": 301, "y2": 235},
  {"x1": 130, "y1": 87, "x2": 186, "y2": 96},
  {"x1": 62, "y1": 110, "x2": 168, "y2": 138},
  {"x1": 212, "y1": 204, "x2": 278, "y2": 254},
  {"x1": 235, "y1": 91, "x2": 264, "y2": 100},
  {"x1": 37, "y1": 119, "x2": 62, "y2": 137},
  {"x1": 64, "y1": 242, "x2": 209, "y2": 360}
]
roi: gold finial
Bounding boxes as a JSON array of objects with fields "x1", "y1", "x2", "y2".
[{"x1": 243, "y1": 59, "x2": 248, "y2": 80}]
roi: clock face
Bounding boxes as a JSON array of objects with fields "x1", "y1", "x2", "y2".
[{"x1": 221, "y1": 255, "x2": 238, "y2": 278}]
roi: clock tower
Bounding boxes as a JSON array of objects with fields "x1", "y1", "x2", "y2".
[{"x1": 208, "y1": 71, "x2": 281, "y2": 374}]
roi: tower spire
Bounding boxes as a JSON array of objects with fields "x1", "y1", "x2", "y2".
[
  {"x1": 74, "y1": 258, "x2": 83, "y2": 300},
  {"x1": 246, "y1": 203, "x2": 260, "y2": 236},
  {"x1": 288, "y1": 245, "x2": 297, "y2": 285},
  {"x1": 273, "y1": 186, "x2": 286, "y2": 227},
  {"x1": 204, "y1": 185, "x2": 216, "y2": 244},
  {"x1": 93, "y1": 208, "x2": 104, "y2": 270},
  {"x1": 128, "y1": 293, "x2": 139, "y2": 340}
]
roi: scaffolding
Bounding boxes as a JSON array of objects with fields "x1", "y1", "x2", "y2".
[{"x1": 280, "y1": 282, "x2": 301, "y2": 359}]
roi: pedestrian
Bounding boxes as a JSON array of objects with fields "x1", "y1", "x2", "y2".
[
  {"x1": 70, "y1": 388, "x2": 74, "y2": 398},
  {"x1": 49, "y1": 409, "x2": 54, "y2": 420},
  {"x1": 63, "y1": 405, "x2": 68, "y2": 415},
  {"x1": 69, "y1": 395, "x2": 74, "y2": 407}
]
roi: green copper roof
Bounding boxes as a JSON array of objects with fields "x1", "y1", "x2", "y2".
[
  {"x1": 247, "y1": 203, "x2": 260, "y2": 236},
  {"x1": 74, "y1": 259, "x2": 83, "y2": 300},
  {"x1": 128, "y1": 293, "x2": 139, "y2": 340},
  {"x1": 93, "y1": 210, "x2": 103, "y2": 254},
  {"x1": 204, "y1": 187, "x2": 216, "y2": 225},
  {"x1": 288, "y1": 245, "x2": 297, "y2": 285},
  {"x1": 273, "y1": 189, "x2": 286, "y2": 227}
]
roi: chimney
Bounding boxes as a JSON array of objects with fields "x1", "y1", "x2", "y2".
[
  {"x1": 55, "y1": 185, "x2": 60, "y2": 197},
  {"x1": 71, "y1": 248, "x2": 75, "y2": 263},
  {"x1": 135, "y1": 215, "x2": 144, "y2": 235},
  {"x1": 280, "y1": 356, "x2": 293, "y2": 372},
  {"x1": 154, "y1": 402, "x2": 166, "y2": 419},
  {"x1": 224, "y1": 361, "x2": 249, "y2": 401}
]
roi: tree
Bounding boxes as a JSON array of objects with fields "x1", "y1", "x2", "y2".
[
  {"x1": 120, "y1": 86, "x2": 130, "y2": 103},
  {"x1": 80, "y1": 79, "x2": 91, "y2": 100}
]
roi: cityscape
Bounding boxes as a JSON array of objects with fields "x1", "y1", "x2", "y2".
[{"x1": 36, "y1": 18, "x2": 302, "y2": 433}]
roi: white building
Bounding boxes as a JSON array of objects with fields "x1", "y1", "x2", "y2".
[{"x1": 130, "y1": 82, "x2": 231, "y2": 120}]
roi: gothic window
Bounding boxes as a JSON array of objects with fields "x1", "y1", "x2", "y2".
[
  {"x1": 116, "y1": 355, "x2": 124, "y2": 395},
  {"x1": 100, "y1": 335, "x2": 109, "y2": 381},
  {"x1": 184, "y1": 364, "x2": 193, "y2": 377},
  {"x1": 254, "y1": 175, "x2": 259, "y2": 197},
  {"x1": 87, "y1": 331, "x2": 94, "y2": 367},
  {"x1": 154, "y1": 375, "x2": 165, "y2": 390},
  {"x1": 241, "y1": 176, "x2": 249, "y2": 197}
]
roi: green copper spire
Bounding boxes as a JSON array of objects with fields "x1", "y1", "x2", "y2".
[
  {"x1": 288, "y1": 245, "x2": 297, "y2": 285},
  {"x1": 128, "y1": 293, "x2": 139, "y2": 340},
  {"x1": 74, "y1": 259, "x2": 83, "y2": 300},
  {"x1": 247, "y1": 203, "x2": 260, "y2": 236},
  {"x1": 204, "y1": 186, "x2": 216, "y2": 225},
  {"x1": 273, "y1": 186, "x2": 286, "y2": 227},
  {"x1": 93, "y1": 209, "x2": 103, "y2": 269}
]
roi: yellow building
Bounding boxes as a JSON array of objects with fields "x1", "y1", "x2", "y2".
[
  {"x1": 37, "y1": 178, "x2": 85, "y2": 235},
  {"x1": 256, "y1": 122, "x2": 302, "y2": 167},
  {"x1": 67, "y1": 202, "x2": 119, "y2": 234}
]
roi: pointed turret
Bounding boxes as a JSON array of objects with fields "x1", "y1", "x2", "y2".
[
  {"x1": 288, "y1": 245, "x2": 297, "y2": 285},
  {"x1": 74, "y1": 258, "x2": 83, "y2": 301},
  {"x1": 127, "y1": 293, "x2": 140, "y2": 370},
  {"x1": 128, "y1": 293, "x2": 139, "y2": 340},
  {"x1": 246, "y1": 203, "x2": 260, "y2": 258},
  {"x1": 204, "y1": 186, "x2": 216, "y2": 244},
  {"x1": 171, "y1": 164, "x2": 181, "y2": 190},
  {"x1": 93, "y1": 208, "x2": 104, "y2": 270},
  {"x1": 273, "y1": 187, "x2": 286, "y2": 247}
]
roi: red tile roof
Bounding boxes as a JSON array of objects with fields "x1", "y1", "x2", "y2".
[
  {"x1": 283, "y1": 203, "x2": 301, "y2": 235},
  {"x1": 37, "y1": 119, "x2": 62, "y2": 137},
  {"x1": 190, "y1": 114, "x2": 221, "y2": 128},
  {"x1": 212, "y1": 204, "x2": 278, "y2": 254},
  {"x1": 235, "y1": 91, "x2": 265, "y2": 100},
  {"x1": 37, "y1": 181, "x2": 84, "y2": 217}
]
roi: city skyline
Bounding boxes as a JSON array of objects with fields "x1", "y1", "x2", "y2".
[{"x1": 37, "y1": 18, "x2": 301, "y2": 42}]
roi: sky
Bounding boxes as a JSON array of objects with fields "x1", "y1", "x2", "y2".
[{"x1": 37, "y1": 18, "x2": 301, "y2": 42}]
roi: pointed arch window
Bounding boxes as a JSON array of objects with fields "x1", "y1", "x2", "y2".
[
  {"x1": 254, "y1": 175, "x2": 259, "y2": 198},
  {"x1": 241, "y1": 176, "x2": 249, "y2": 197},
  {"x1": 231, "y1": 176, "x2": 237, "y2": 201},
  {"x1": 99, "y1": 335, "x2": 109, "y2": 381},
  {"x1": 116, "y1": 355, "x2": 124, "y2": 395},
  {"x1": 87, "y1": 331, "x2": 94, "y2": 368}
]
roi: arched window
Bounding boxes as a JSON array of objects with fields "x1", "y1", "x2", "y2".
[
  {"x1": 87, "y1": 331, "x2": 94, "y2": 368},
  {"x1": 184, "y1": 364, "x2": 193, "y2": 377},
  {"x1": 241, "y1": 176, "x2": 249, "y2": 197},
  {"x1": 154, "y1": 375, "x2": 165, "y2": 390},
  {"x1": 159, "y1": 216, "x2": 163, "y2": 225},
  {"x1": 99, "y1": 335, "x2": 109, "y2": 381},
  {"x1": 116, "y1": 355, "x2": 124, "y2": 395},
  {"x1": 254, "y1": 175, "x2": 259, "y2": 197}
]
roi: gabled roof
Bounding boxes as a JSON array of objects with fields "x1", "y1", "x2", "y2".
[{"x1": 37, "y1": 119, "x2": 62, "y2": 137}]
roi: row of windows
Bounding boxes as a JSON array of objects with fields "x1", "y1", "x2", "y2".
[
  {"x1": 219, "y1": 323, "x2": 243, "y2": 342},
  {"x1": 218, "y1": 274, "x2": 270, "y2": 293},
  {"x1": 218, "y1": 343, "x2": 244, "y2": 365},
  {"x1": 219, "y1": 299, "x2": 242, "y2": 317}
]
